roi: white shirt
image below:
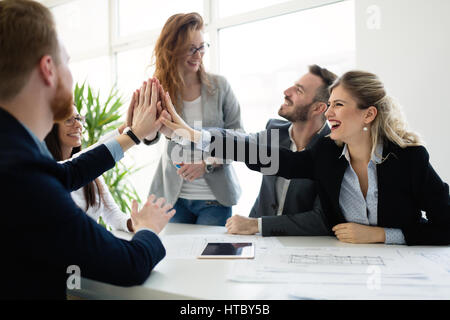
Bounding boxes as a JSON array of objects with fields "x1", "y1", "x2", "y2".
[
  {"x1": 71, "y1": 175, "x2": 130, "y2": 231},
  {"x1": 58, "y1": 128, "x2": 157, "y2": 235},
  {"x1": 178, "y1": 96, "x2": 216, "y2": 200},
  {"x1": 63, "y1": 129, "x2": 131, "y2": 232},
  {"x1": 257, "y1": 125, "x2": 302, "y2": 233},
  {"x1": 275, "y1": 125, "x2": 300, "y2": 215},
  {"x1": 339, "y1": 143, "x2": 406, "y2": 244}
]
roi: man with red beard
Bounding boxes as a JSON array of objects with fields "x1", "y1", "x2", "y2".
[{"x1": 0, "y1": 0, "x2": 173, "y2": 299}]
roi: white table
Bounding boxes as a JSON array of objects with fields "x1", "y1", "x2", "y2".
[{"x1": 67, "y1": 223, "x2": 450, "y2": 300}]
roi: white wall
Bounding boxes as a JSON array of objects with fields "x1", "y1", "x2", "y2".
[{"x1": 355, "y1": 0, "x2": 450, "y2": 183}]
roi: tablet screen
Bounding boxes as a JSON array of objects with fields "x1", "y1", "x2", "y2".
[{"x1": 199, "y1": 242, "x2": 254, "y2": 259}]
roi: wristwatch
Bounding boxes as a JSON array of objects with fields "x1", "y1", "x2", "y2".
[
  {"x1": 123, "y1": 127, "x2": 141, "y2": 145},
  {"x1": 204, "y1": 157, "x2": 215, "y2": 174},
  {"x1": 143, "y1": 132, "x2": 160, "y2": 145}
]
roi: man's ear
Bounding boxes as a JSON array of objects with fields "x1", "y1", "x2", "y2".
[
  {"x1": 313, "y1": 101, "x2": 328, "y2": 116},
  {"x1": 38, "y1": 55, "x2": 57, "y2": 87},
  {"x1": 364, "y1": 106, "x2": 378, "y2": 124}
]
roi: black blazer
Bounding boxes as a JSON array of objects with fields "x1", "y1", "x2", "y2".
[
  {"x1": 209, "y1": 129, "x2": 450, "y2": 245},
  {"x1": 0, "y1": 108, "x2": 165, "y2": 299},
  {"x1": 249, "y1": 119, "x2": 331, "y2": 236}
]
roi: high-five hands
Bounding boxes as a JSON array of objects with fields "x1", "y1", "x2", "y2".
[
  {"x1": 158, "y1": 90, "x2": 202, "y2": 143},
  {"x1": 129, "y1": 78, "x2": 178, "y2": 141},
  {"x1": 129, "y1": 78, "x2": 205, "y2": 185},
  {"x1": 130, "y1": 77, "x2": 201, "y2": 143},
  {"x1": 129, "y1": 78, "x2": 162, "y2": 141}
]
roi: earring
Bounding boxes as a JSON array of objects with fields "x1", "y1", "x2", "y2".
[{"x1": 363, "y1": 127, "x2": 368, "y2": 132}]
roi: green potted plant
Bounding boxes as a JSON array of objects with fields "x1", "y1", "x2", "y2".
[{"x1": 74, "y1": 82, "x2": 141, "y2": 227}]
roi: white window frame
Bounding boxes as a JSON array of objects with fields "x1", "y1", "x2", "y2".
[{"x1": 39, "y1": 0, "x2": 345, "y2": 87}]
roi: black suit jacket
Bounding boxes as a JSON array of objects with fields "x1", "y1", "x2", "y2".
[
  {"x1": 209, "y1": 129, "x2": 450, "y2": 245},
  {"x1": 249, "y1": 119, "x2": 331, "y2": 236},
  {"x1": 0, "y1": 108, "x2": 165, "y2": 299}
]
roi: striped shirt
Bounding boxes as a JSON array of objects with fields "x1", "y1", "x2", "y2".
[{"x1": 339, "y1": 143, "x2": 406, "y2": 244}]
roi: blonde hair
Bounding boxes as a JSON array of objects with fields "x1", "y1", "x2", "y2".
[{"x1": 330, "y1": 71, "x2": 423, "y2": 157}]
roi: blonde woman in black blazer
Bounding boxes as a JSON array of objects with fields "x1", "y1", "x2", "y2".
[{"x1": 160, "y1": 71, "x2": 450, "y2": 246}]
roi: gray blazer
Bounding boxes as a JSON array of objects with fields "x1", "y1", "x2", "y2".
[
  {"x1": 249, "y1": 119, "x2": 332, "y2": 236},
  {"x1": 148, "y1": 73, "x2": 243, "y2": 207}
]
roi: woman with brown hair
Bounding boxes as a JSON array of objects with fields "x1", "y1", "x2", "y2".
[
  {"x1": 145, "y1": 12, "x2": 243, "y2": 226},
  {"x1": 160, "y1": 70, "x2": 450, "y2": 245},
  {"x1": 45, "y1": 105, "x2": 135, "y2": 232}
]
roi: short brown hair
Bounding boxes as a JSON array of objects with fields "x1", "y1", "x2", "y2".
[
  {"x1": 308, "y1": 64, "x2": 337, "y2": 103},
  {"x1": 0, "y1": 0, "x2": 60, "y2": 101}
]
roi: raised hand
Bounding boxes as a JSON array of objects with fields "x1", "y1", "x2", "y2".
[
  {"x1": 131, "y1": 78, "x2": 160, "y2": 140},
  {"x1": 141, "y1": 79, "x2": 173, "y2": 141},
  {"x1": 159, "y1": 91, "x2": 202, "y2": 143},
  {"x1": 118, "y1": 89, "x2": 139, "y2": 134},
  {"x1": 157, "y1": 103, "x2": 174, "y2": 138}
]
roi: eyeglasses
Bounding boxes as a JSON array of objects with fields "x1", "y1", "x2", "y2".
[
  {"x1": 64, "y1": 115, "x2": 85, "y2": 127},
  {"x1": 187, "y1": 43, "x2": 209, "y2": 56}
]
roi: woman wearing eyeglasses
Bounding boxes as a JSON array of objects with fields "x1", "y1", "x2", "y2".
[
  {"x1": 44, "y1": 105, "x2": 135, "y2": 232},
  {"x1": 160, "y1": 71, "x2": 450, "y2": 245},
  {"x1": 144, "y1": 12, "x2": 243, "y2": 226}
]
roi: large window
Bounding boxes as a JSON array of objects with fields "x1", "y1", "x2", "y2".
[
  {"x1": 218, "y1": 0, "x2": 289, "y2": 18},
  {"x1": 116, "y1": 46, "x2": 155, "y2": 99},
  {"x1": 44, "y1": 0, "x2": 355, "y2": 215},
  {"x1": 118, "y1": 0, "x2": 203, "y2": 37},
  {"x1": 219, "y1": 1, "x2": 355, "y2": 215},
  {"x1": 52, "y1": 0, "x2": 109, "y2": 56}
]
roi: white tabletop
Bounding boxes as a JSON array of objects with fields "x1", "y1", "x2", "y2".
[{"x1": 67, "y1": 223, "x2": 450, "y2": 300}]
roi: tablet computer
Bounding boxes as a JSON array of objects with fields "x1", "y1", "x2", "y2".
[{"x1": 198, "y1": 242, "x2": 255, "y2": 259}]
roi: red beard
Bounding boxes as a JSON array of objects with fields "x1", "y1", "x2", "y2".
[{"x1": 51, "y1": 75, "x2": 73, "y2": 122}]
